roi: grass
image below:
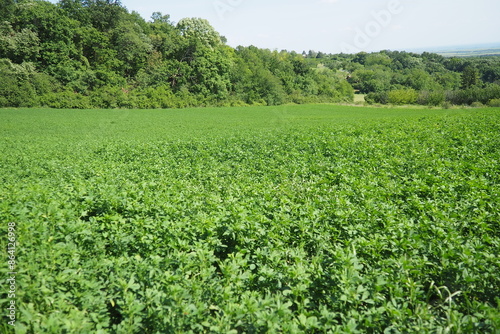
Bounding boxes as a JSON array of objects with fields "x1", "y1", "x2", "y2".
[
  {"x1": 1, "y1": 105, "x2": 499, "y2": 333},
  {"x1": 353, "y1": 94, "x2": 365, "y2": 104}
]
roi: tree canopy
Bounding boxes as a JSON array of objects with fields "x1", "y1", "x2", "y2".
[{"x1": 1, "y1": 0, "x2": 499, "y2": 108}]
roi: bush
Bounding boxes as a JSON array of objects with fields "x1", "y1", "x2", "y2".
[
  {"x1": 470, "y1": 102, "x2": 485, "y2": 108},
  {"x1": 446, "y1": 84, "x2": 500, "y2": 105},
  {"x1": 442, "y1": 101, "x2": 452, "y2": 109},
  {"x1": 0, "y1": 75, "x2": 38, "y2": 107},
  {"x1": 365, "y1": 91, "x2": 389, "y2": 105},
  {"x1": 418, "y1": 90, "x2": 445, "y2": 106},
  {"x1": 487, "y1": 98, "x2": 500, "y2": 107},
  {"x1": 0, "y1": 60, "x2": 39, "y2": 107},
  {"x1": 132, "y1": 86, "x2": 169, "y2": 109},
  {"x1": 90, "y1": 86, "x2": 130, "y2": 109},
  {"x1": 40, "y1": 91, "x2": 91, "y2": 109},
  {"x1": 388, "y1": 89, "x2": 418, "y2": 105}
]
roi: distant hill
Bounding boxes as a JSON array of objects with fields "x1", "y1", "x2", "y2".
[{"x1": 409, "y1": 43, "x2": 500, "y2": 57}]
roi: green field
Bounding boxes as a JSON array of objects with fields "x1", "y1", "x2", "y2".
[{"x1": 1, "y1": 105, "x2": 500, "y2": 333}]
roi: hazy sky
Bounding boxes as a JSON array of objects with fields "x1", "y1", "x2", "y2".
[{"x1": 114, "y1": 0, "x2": 500, "y2": 53}]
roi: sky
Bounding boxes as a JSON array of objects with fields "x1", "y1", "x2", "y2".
[{"x1": 99, "y1": 0, "x2": 500, "y2": 53}]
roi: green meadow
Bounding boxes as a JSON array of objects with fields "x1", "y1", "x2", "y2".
[{"x1": 1, "y1": 105, "x2": 499, "y2": 333}]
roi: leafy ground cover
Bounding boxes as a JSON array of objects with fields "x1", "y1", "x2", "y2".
[{"x1": 1, "y1": 105, "x2": 499, "y2": 333}]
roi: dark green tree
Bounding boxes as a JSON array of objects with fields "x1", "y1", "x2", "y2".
[
  {"x1": 83, "y1": 0, "x2": 127, "y2": 32},
  {"x1": 461, "y1": 66, "x2": 480, "y2": 89},
  {"x1": 111, "y1": 19, "x2": 152, "y2": 77},
  {"x1": 0, "y1": 0, "x2": 16, "y2": 19}
]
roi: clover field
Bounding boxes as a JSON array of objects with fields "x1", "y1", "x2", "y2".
[{"x1": 1, "y1": 105, "x2": 499, "y2": 333}]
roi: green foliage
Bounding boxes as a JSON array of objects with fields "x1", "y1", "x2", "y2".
[
  {"x1": 461, "y1": 65, "x2": 480, "y2": 89},
  {"x1": 1, "y1": 0, "x2": 499, "y2": 109},
  {"x1": 89, "y1": 86, "x2": 130, "y2": 109},
  {"x1": 176, "y1": 17, "x2": 223, "y2": 48},
  {"x1": 0, "y1": 0, "x2": 357, "y2": 108},
  {"x1": 82, "y1": 0, "x2": 128, "y2": 32},
  {"x1": 388, "y1": 88, "x2": 419, "y2": 105},
  {"x1": 488, "y1": 98, "x2": 500, "y2": 107},
  {"x1": 11, "y1": 0, "x2": 81, "y2": 71},
  {"x1": 230, "y1": 47, "x2": 287, "y2": 105},
  {"x1": 348, "y1": 68, "x2": 391, "y2": 93},
  {"x1": 39, "y1": 90, "x2": 91, "y2": 108},
  {"x1": 434, "y1": 71, "x2": 461, "y2": 90},
  {"x1": 0, "y1": 0, "x2": 16, "y2": 19},
  {"x1": 417, "y1": 90, "x2": 445, "y2": 106},
  {"x1": 446, "y1": 84, "x2": 500, "y2": 105},
  {"x1": 0, "y1": 22, "x2": 40, "y2": 63},
  {"x1": 404, "y1": 68, "x2": 440, "y2": 91},
  {"x1": 471, "y1": 101, "x2": 485, "y2": 108},
  {"x1": 365, "y1": 91, "x2": 388, "y2": 105},
  {"x1": 441, "y1": 101, "x2": 452, "y2": 109},
  {"x1": 111, "y1": 20, "x2": 153, "y2": 77},
  {"x1": 0, "y1": 59, "x2": 58, "y2": 107},
  {"x1": 1, "y1": 105, "x2": 500, "y2": 332}
]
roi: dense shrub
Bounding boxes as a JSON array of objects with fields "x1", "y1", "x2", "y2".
[
  {"x1": 0, "y1": 59, "x2": 43, "y2": 107},
  {"x1": 0, "y1": 75, "x2": 38, "y2": 107},
  {"x1": 488, "y1": 98, "x2": 500, "y2": 107},
  {"x1": 89, "y1": 86, "x2": 131, "y2": 109},
  {"x1": 417, "y1": 90, "x2": 445, "y2": 106},
  {"x1": 446, "y1": 84, "x2": 500, "y2": 105},
  {"x1": 388, "y1": 88, "x2": 418, "y2": 105},
  {"x1": 39, "y1": 91, "x2": 90, "y2": 109},
  {"x1": 365, "y1": 91, "x2": 389, "y2": 104}
]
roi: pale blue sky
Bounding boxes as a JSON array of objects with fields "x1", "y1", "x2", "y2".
[{"x1": 70, "y1": 0, "x2": 500, "y2": 53}]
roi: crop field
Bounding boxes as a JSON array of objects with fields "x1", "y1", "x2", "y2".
[{"x1": 1, "y1": 105, "x2": 500, "y2": 333}]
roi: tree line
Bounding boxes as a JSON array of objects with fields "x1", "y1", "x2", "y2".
[
  {"x1": 340, "y1": 51, "x2": 500, "y2": 107},
  {"x1": 1, "y1": 0, "x2": 499, "y2": 109}
]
